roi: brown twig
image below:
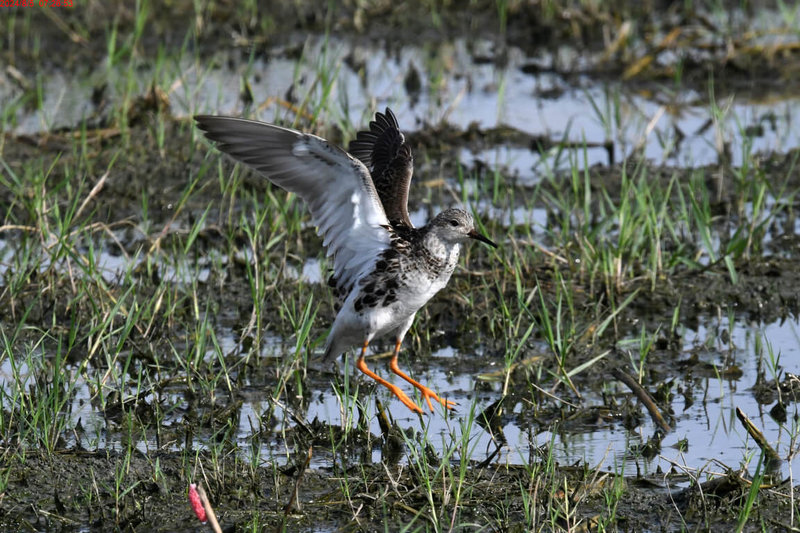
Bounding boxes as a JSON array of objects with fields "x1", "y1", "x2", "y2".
[
  {"x1": 610, "y1": 367, "x2": 671, "y2": 433},
  {"x1": 735, "y1": 407, "x2": 782, "y2": 469},
  {"x1": 284, "y1": 446, "x2": 313, "y2": 514},
  {"x1": 75, "y1": 170, "x2": 109, "y2": 220}
]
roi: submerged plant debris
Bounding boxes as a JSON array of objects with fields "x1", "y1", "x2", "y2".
[{"x1": 1, "y1": 1, "x2": 800, "y2": 531}]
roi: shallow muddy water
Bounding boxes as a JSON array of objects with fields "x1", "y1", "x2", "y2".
[
  {"x1": 2, "y1": 300, "x2": 796, "y2": 481},
  {"x1": 5, "y1": 34, "x2": 800, "y2": 175}
]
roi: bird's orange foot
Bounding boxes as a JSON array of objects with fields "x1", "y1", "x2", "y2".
[
  {"x1": 388, "y1": 385, "x2": 424, "y2": 414},
  {"x1": 388, "y1": 357, "x2": 456, "y2": 413},
  {"x1": 418, "y1": 386, "x2": 457, "y2": 412},
  {"x1": 357, "y1": 352, "x2": 424, "y2": 414}
]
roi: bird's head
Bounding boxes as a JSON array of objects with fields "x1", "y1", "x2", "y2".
[{"x1": 430, "y1": 208, "x2": 497, "y2": 248}]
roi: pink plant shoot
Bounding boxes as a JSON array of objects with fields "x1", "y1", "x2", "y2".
[{"x1": 188, "y1": 483, "x2": 207, "y2": 523}]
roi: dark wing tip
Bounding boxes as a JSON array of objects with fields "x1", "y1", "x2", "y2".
[
  {"x1": 193, "y1": 114, "x2": 223, "y2": 130},
  {"x1": 377, "y1": 107, "x2": 400, "y2": 130},
  {"x1": 346, "y1": 108, "x2": 413, "y2": 228},
  {"x1": 193, "y1": 115, "x2": 236, "y2": 141},
  {"x1": 193, "y1": 114, "x2": 211, "y2": 132},
  {"x1": 349, "y1": 108, "x2": 407, "y2": 170}
]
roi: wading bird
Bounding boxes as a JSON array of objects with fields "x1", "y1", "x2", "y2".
[{"x1": 195, "y1": 109, "x2": 497, "y2": 414}]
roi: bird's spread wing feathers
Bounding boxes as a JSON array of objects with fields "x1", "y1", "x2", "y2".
[
  {"x1": 194, "y1": 116, "x2": 391, "y2": 293},
  {"x1": 348, "y1": 108, "x2": 414, "y2": 227}
]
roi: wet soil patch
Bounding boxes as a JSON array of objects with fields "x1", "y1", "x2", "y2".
[{"x1": 5, "y1": 445, "x2": 793, "y2": 532}]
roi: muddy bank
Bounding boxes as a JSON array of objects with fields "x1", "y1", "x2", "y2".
[
  {"x1": 3, "y1": 444, "x2": 796, "y2": 531},
  {"x1": 7, "y1": 1, "x2": 800, "y2": 91}
]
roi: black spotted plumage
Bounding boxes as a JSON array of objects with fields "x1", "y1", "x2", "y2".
[{"x1": 334, "y1": 220, "x2": 459, "y2": 313}]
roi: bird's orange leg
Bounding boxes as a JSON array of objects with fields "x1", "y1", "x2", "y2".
[
  {"x1": 389, "y1": 339, "x2": 456, "y2": 412},
  {"x1": 356, "y1": 340, "x2": 423, "y2": 414}
]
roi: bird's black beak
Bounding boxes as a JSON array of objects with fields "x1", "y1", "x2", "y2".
[{"x1": 468, "y1": 228, "x2": 498, "y2": 248}]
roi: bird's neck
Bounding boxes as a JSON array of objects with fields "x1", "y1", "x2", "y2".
[{"x1": 421, "y1": 231, "x2": 461, "y2": 273}]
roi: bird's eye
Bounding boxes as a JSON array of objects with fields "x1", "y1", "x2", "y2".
[{"x1": 449, "y1": 220, "x2": 459, "y2": 227}]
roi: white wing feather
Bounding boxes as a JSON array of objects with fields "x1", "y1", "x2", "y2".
[{"x1": 194, "y1": 116, "x2": 391, "y2": 292}]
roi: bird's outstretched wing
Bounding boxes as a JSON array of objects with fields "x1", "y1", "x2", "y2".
[
  {"x1": 194, "y1": 115, "x2": 391, "y2": 293},
  {"x1": 348, "y1": 108, "x2": 414, "y2": 227}
]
